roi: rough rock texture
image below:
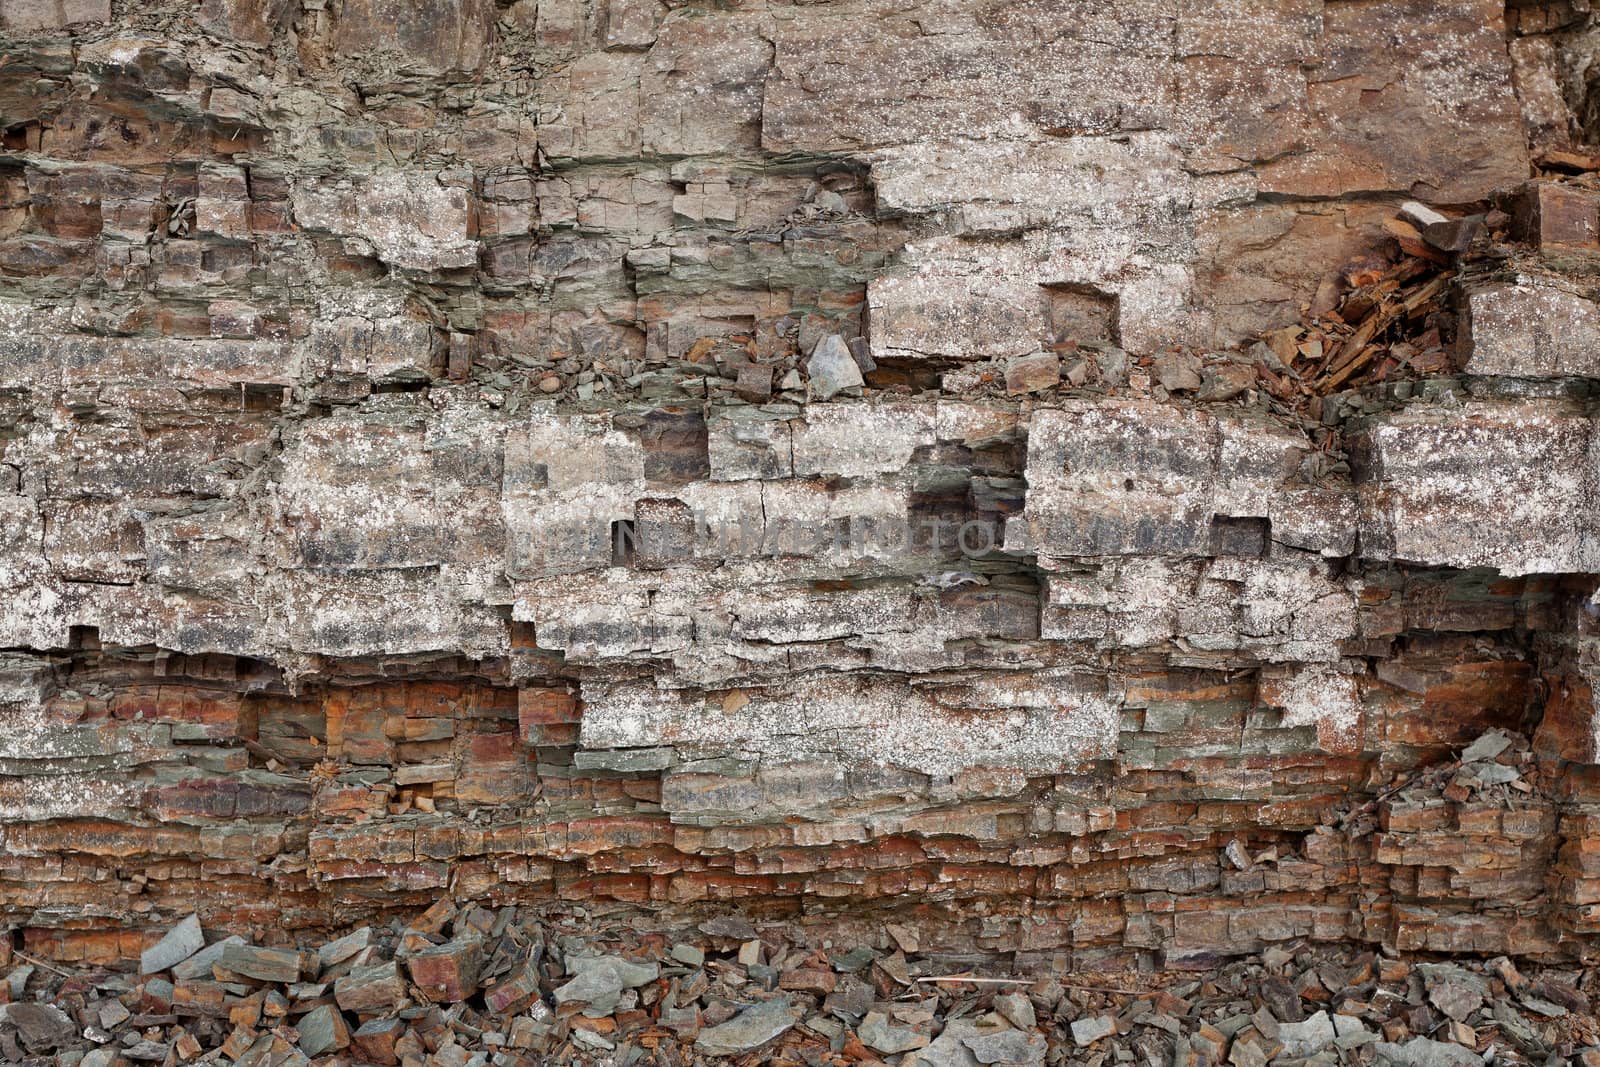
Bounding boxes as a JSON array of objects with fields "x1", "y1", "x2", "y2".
[{"x1": 6, "y1": 0, "x2": 1600, "y2": 978}]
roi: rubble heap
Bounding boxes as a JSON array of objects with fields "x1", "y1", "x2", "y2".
[{"x1": 8, "y1": 900, "x2": 1600, "y2": 1067}]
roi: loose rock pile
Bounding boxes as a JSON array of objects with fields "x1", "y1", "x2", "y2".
[{"x1": 6, "y1": 900, "x2": 1600, "y2": 1067}]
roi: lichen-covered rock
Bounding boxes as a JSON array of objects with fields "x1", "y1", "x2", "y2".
[
  {"x1": 1352, "y1": 402, "x2": 1597, "y2": 576},
  {"x1": 1460, "y1": 281, "x2": 1600, "y2": 379}
]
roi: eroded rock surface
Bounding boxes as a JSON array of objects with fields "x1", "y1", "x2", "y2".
[{"x1": 4, "y1": 0, "x2": 1600, "y2": 983}]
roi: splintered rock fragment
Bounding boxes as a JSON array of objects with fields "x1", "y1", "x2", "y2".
[
  {"x1": 1372, "y1": 1036, "x2": 1485, "y2": 1066},
  {"x1": 1070, "y1": 1015, "x2": 1116, "y2": 1047},
  {"x1": 1399, "y1": 200, "x2": 1451, "y2": 229},
  {"x1": 0, "y1": 1003, "x2": 76, "y2": 1051},
  {"x1": 1004, "y1": 351, "x2": 1059, "y2": 395},
  {"x1": 694, "y1": 997, "x2": 798, "y2": 1057},
  {"x1": 962, "y1": 1027, "x2": 1046, "y2": 1065},
  {"x1": 1153, "y1": 351, "x2": 1202, "y2": 393},
  {"x1": 1462, "y1": 730, "x2": 1513, "y2": 763},
  {"x1": 994, "y1": 992, "x2": 1035, "y2": 1030},
  {"x1": 1424, "y1": 214, "x2": 1483, "y2": 252},
  {"x1": 1429, "y1": 980, "x2": 1484, "y2": 1022},
  {"x1": 861, "y1": 1010, "x2": 928, "y2": 1054},
  {"x1": 1277, "y1": 1010, "x2": 1337, "y2": 1056},
  {"x1": 122, "y1": 1040, "x2": 169, "y2": 1061},
  {"x1": 318, "y1": 927, "x2": 372, "y2": 972},
  {"x1": 1197, "y1": 362, "x2": 1253, "y2": 401},
  {"x1": 297, "y1": 1003, "x2": 350, "y2": 1057},
  {"x1": 553, "y1": 956, "x2": 659, "y2": 1017},
  {"x1": 334, "y1": 960, "x2": 408, "y2": 1014},
  {"x1": 483, "y1": 952, "x2": 543, "y2": 1015},
  {"x1": 806, "y1": 334, "x2": 864, "y2": 400},
  {"x1": 350, "y1": 1018, "x2": 406, "y2": 1064},
  {"x1": 909, "y1": 1019, "x2": 985, "y2": 1067},
  {"x1": 735, "y1": 363, "x2": 774, "y2": 402},
  {"x1": 216, "y1": 944, "x2": 306, "y2": 984},
  {"x1": 141, "y1": 914, "x2": 204, "y2": 975}
]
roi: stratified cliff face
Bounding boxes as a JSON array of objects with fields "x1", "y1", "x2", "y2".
[{"x1": 3, "y1": 0, "x2": 1600, "y2": 968}]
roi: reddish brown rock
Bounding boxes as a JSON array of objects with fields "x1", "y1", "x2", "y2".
[{"x1": 404, "y1": 938, "x2": 483, "y2": 1004}]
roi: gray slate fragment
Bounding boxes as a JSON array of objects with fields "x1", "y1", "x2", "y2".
[
  {"x1": 1227, "y1": 1037, "x2": 1268, "y2": 1067},
  {"x1": 698, "y1": 915, "x2": 756, "y2": 940},
  {"x1": 5, "y1": 965, "x2": 33, "y2": 1000},
  {"x1": 1461, "y1": 730, "x2": 1513, "y2": 762},
  {"x1": 141, "y1": 914, "x2": 204, "y2": 975},
  {"x1": 122, "y1": 1040, "x2": 170, "y2": 1061},
  {"x1": 694, "y1": 997, "x2": 798, "y2": 1057},
  {"x1": 807, "y1": 334, "x2": 864, "y2": 400},
  {"x1": 1518, "y1": 995, "x2": 1569, "y2": 1018},
  {"x1": 0, "y1": 1003, "x2": 76, "y2": 1050},
  {"x1": 553, "y1": 956, "x2": 660, "y2": 1018},
  {"x1": 1277, "y1": 1010, "x2": 1336, "y2": 1056},
  {"x1": 297, "y1": 1004, "x2": 346, "y2": 1057},
  {"x1": 994, "y1": 992, "x2": 1035, "y2": 1030},
  {"x1": 907, "y1": 1020, "x2": 982, "y2": 1067},
  {"x1": 1372, "y1": 1037, "x2": 1485, "y2": 1066},
  {"x1": 317, "y1": 926, "x2": 372, "y2": 971},
  {"x1": 173, "y1": 935, "x2": 246, "y2": 982},
  {"x1": 825, "y1": 976, "x2": 875, "y2": 1019},
  {"x1": 217, "y1": 943, "x2": 304, "y2": 983},
  {"x1": 1070, "y1": 1015, "x2": 1116, "y2": 1047},
  {"x1": 1463, "y1": 762, "x2": 1521, "y2": 786},
  {"x1": 670, "y1": 943, "x2": 705, "y2": 967},
  {"x1": 1429, "y1": 980, "x2": 1484, "y2": 1022},
  {"x1": 961, "y1": 1027, "x2": 1046, "y2": 1065},
  {"x1": 98, "y1": 1001, "x2": 130, "y2": 1029},
  {"x1": 861, "y1": 1010, "x2": 928, "y2": 1054}
]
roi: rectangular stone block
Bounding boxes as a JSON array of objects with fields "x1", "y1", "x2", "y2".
[
  {"x1": 1013, "y1": 402, "x2": 1216, "y2": 556},
  {"x1": 1460, "y1": 280, "x2": 1600, "y2": 378},
  {"x1": 1352, "y1": 402, "x2": 1597, "y2": 576}
]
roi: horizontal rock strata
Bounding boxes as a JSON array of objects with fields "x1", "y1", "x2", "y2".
[{"x1": 3, "y1": 0, "x2": 1600, "y2": 974}]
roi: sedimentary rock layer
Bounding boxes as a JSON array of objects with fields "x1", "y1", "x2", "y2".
[{"x1": 4, "y1": 0, "x2": 1600, "y2": 971}]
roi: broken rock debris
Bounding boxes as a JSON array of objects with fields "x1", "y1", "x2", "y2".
[{"x1": 9, "y1": 909, "x2": 1600, "y2": 1066}]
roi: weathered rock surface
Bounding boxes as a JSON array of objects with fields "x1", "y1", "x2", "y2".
[{"x1": 3, "y1": 0, "x2": 1600, "y2": 990}]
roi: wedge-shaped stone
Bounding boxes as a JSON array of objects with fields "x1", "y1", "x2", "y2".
[{"x1": 141, "y1": 914, "x2": 204, "y2": 975}]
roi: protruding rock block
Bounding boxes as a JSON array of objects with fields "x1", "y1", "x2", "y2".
[
  {"x1": 1459, "y1": 281, "x2": 1600, "y2": 379},
  {"x1": 1510, "y1": 181, "x2": 1600, "y2": 256},
  {"x1": 1352, "y1": 402, "x2": 1597, "y2": 576}
]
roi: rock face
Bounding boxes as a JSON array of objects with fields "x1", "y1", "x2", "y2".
[{"x1": 3, "y1": 0, "x2": 1600, "y2": 975}]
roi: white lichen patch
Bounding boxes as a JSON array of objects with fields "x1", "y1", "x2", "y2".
[
  {"x1": 292, "y1": 171, "x2": 479, "y2": 271},
  {"x1": 1261, "y1": 664, "x2": 1363, "y2": 752},
  {"x1": 580, "y1": 672, "x2": 1119, "y2": 778}
]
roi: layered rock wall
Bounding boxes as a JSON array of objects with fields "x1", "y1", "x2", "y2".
[{"x1": 5, "y1": 0, "x2": 1600, "y2": 969}]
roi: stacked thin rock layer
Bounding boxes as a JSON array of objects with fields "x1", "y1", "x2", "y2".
[{"x1": 3, "y1": 0, "x2": 1600, "y2": 976}]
